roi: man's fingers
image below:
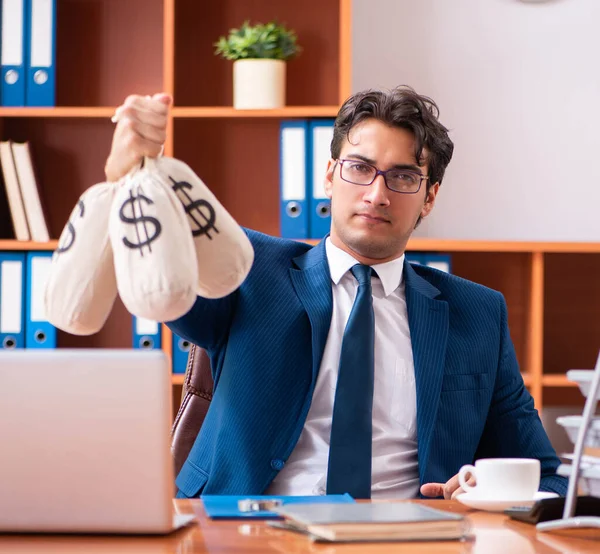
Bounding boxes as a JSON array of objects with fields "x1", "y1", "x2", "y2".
[
  {"x1": 450, "y1": 477, "x2": 476, "y2": 500},
  {"x1": 421, "y1": 474, "x2": 478, "y2": 500},
  {"x1": 420, "y1": 483, "x2": 444, "y2": 498},
  {"x1": 118, "y1": 115, "x2": 166, "y2": 145},
  {"x1": 115, "y1": 104, "x2": 167, "y2": 128},
  {"x1": 442, "y1": 473, "x2": 462, "y2": 499},
  {"x1": 152, "y1": 92, "x2": 172, "y2": 105},
  {"x1": 123, "y1": 93, "x2": 171, "y2": 115}
]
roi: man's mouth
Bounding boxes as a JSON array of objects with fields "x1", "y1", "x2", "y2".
[{"x1": 355, "y1": 213, "x2": 390, "y2": 224}]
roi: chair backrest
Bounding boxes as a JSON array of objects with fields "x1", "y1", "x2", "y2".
[{"x1": 170, "y1": 344, "x2": 214, "y2": 476}]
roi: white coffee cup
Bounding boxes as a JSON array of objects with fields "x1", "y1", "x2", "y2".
[{"x1": 458, "y1": 458, "x2": 541, "y2": 501}]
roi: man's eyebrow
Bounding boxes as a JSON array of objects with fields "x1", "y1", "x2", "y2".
[
  {"x1": 344, "y1": 153, "x2": 422, "y2": 173},
  {"x1": 344, "y1": 153, "x2": 377, "y2": 165}
]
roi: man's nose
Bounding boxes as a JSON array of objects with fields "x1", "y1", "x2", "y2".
[{"x1": 363, "y1": 174, "x2": 391, "y2": 206}]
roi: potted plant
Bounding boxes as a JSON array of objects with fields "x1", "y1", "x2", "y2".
[{"x1": 214, "y1": 20, "x2": 301, "y2": 110}]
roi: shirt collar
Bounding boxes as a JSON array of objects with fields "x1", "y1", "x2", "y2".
[{"x1": 325, "y1": 238, "x2": 405, "y2": 297}]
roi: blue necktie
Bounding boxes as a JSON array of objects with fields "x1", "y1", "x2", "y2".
[{"x1": 326, "y1": 264, "x2": 375, "y2": 499}]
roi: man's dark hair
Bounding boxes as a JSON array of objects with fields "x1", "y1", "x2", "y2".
[{"x1": 331, "y1": 86, "x2": 454, "y2": 191}]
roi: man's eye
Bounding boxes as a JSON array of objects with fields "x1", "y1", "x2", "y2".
[
  {"x1": 390, "y1": 171, "x2": 419, "y2": 184},
  {"x1": 349, "y1": 163, "x2": 371, "y2": 173}
]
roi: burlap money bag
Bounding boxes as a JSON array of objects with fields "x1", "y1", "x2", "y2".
[
  {"x1": 109, "y1": 158, "x2": 198, "y2": 322},
  {"x1": 154, "y1": 157, "x2": 254, "y2": 298},
  {"x1": 44, "y1": 183, "x2": 118, "y2": 335}
]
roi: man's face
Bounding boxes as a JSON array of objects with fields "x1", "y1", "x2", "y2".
[{"x1": 324, "y1": 118, "x2": 439, "y2": 264}]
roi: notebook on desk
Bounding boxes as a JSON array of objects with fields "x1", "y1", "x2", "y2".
[
  {"x1": 272, "y1": 502, "x2": 470, "y2": 542},
  {"x1": 0, "y1": 349, "x2": 196, "y2": 534}
]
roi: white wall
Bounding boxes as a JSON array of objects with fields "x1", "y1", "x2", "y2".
[{"x1": 353, "y1": 0, "x2": 600, "y2": 241}]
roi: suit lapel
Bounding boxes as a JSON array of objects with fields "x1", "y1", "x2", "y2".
[
  {"x1": 404, "y1": 262, "x2": 449, "y2": 484},
  {"x1": 290, "y1": 241, "x2": 333, "y2": 384}
]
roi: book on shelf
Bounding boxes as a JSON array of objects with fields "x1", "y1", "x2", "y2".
[
  {"x1": 0, "y1": 140, "x2": 50, "y2": 242},
  {"x1": 0, "y1": 140, "x2": 30, "y2": 240}
]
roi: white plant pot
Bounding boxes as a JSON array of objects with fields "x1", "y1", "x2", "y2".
[{"x1": 233, "y1": 59, "x2": 286, "y2": 110}]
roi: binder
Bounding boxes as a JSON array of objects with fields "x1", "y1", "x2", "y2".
[
  {"x1": 308, "y1": 119, "x2": 334, "y2": 240},
  {"x1": 280, "y1": 120, "x2": 308, "y2": 238},
  {"x1": 1, "y1": 0, "x2": 27, "y2": 106},
  {"x1": 0, "y1": 252, "x2": 25, "y2": 348},
  {"x1": 423, "y1": 253, "x2": 452, "y2": 273},
  {"x1": 25, "y1": 251, "x2": 56, "y2": 348},
  {"x1": 132, "y1": 316, "x2": 161, "y2": 349},
  {"x1": 172, "y1": 333, "x2": 192, "y2": 374},
  {"x1": 26, "y1": 0, "x2": 56, "y2": 106},
  {"x1": 202, "y1": 493, "x2": 354, "y2": 519},
  {"x1": 405, "y1": 252, "x2": 423, "y2": 266}
]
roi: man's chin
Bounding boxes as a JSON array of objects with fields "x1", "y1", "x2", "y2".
[{"x1": 343, "y1": 232, "x2": 398, "y2": 261}]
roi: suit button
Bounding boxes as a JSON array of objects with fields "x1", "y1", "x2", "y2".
[{"x1": 271, "y1": 459, "x2": 285, "y2": 471}]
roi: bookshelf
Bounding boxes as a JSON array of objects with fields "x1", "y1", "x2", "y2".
[{"x1": 0, "y1": 0, "x2": 596, "y2": 422}]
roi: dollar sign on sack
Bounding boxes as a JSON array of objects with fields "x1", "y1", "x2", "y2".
[
  {"x1": 56, "y1": 200, "x2": 85, "y2": 254},
  {"x1": 170, "y1": 177, "x2": 219, "y2": 239},
  {"x1": 119, "y1": 190, "x2": 162, "y2": 256}
]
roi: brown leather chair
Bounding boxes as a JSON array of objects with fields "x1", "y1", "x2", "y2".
[{"x1": 170, "y1": 344, "x2": 214, "y2": 476}]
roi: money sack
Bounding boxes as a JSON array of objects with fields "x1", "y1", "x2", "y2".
[
  {"x1": 154, "y1": 157, "x2": 254, "y2": 298},
  {"x1": 109, "y1": 158, "x2": 199, "y2": 322},
  {"x1": 44, "y1": 183, "x2": 119, "y2": 335}
]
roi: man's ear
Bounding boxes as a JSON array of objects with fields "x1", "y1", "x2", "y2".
[
  {"x1": 420, "y1": 182, "x2": 440, "y2": 219},
  {"x1": 324, "y1": 159, "x2": 336, "y2": 199}
]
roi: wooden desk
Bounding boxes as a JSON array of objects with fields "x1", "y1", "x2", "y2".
[{"x1": 1, "y1": 500, "x2": 598, "y2": 553}]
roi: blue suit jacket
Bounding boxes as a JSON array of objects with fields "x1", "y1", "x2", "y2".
[{"x1": 169, "y1": 230, "x2": 567, "y2": 498}]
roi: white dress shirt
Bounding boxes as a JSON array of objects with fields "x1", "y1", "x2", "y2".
[{"x1": 266, "y1": 238, "x2": 419, "y2": 499}]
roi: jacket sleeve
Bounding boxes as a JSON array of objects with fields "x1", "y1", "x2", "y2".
[
  {"x1": 165, "y1": 291, "x2": 237, "y2": 355},
  {"x1": 474, "y1": 294, "x2": 568, "y2": 496}
]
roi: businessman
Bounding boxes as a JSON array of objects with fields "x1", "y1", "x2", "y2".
[{"x1": 105, "y1": 87, "x2": 567, "y2": 499}]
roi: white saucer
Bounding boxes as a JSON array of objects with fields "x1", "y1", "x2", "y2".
[{"x1": 456, "y1": 491, "x2": 558, "y2": 512}]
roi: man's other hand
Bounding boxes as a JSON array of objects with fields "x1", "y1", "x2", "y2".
[{"x1": 420, "y1": 472, "x2": 476, "y2": 500}]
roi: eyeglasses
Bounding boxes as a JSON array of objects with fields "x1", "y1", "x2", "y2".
[{"x1": 336, "y1": 158, "x2": 429, "y2": 194}]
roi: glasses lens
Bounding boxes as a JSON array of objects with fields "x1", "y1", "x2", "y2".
[
  {"x1": 387, "y1": 170, "x2": 421, "y2": 193},
  {"x1": 341, "y1": 161, "x2": 376, "y2": 185}
]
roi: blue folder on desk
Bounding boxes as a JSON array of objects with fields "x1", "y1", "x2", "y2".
[{"x1": 202, "y1": 493, "x2": 354, "y2": 519}]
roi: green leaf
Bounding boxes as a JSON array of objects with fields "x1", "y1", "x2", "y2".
[{"x1": 214, "y1": 20, "x2": 302, "y2": 61}]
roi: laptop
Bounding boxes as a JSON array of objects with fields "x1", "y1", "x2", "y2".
[{"x1": 0, "y1": 348, "x2": 196, "y2": 534}]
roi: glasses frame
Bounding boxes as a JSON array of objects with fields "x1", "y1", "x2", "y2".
[{"x1": 335, "y1": 158, "x2": 429, "y2": 194}]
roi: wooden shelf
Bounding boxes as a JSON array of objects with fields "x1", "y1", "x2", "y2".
[
  {"x1": 542, "y1": 375, "x2": 579, "y2": 387},
  {"x1": 0, "y1": 105, "x2": 340, "y2": 120},
  {"x1": 173, "y1": 106, "x2": 340, "y2": 118},
  {"x1": 522, "y1": 373, "x2": 532, "y2": 386},
  {"x1": 172, "y1": 374, "x2": 185, "y2": 385},
  {"x1": 0, "y1": 107, "x2": 115, "y2": 118},
  {"x1": 5, "y1": 237, "x2": 600, "y2": 256},
  {"x1": 0, "y1": 240, "x2": 58, "y2": 250},
  {"x1": 298, "y1": 239, "x2": 600, "y2": 253}
]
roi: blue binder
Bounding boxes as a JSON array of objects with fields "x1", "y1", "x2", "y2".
[
  {"x1": 172, "y1": 333, "x2": 192, "y2": 374},
  {"x1": 202, "y1": 493, "x2": 354, "y2": 519},
  {"x1": 132, "y1": 316, "x2": 162, "y2": 349},
  {"x1": 405, "y1": 252, "x2": 423, "y2": 266},
  {"x1": 0, "y1": 252, "x2": 26, "y2": 349},
  {"x1": 308, "y1": 119, "x2": 334, "y2": 239},
  {"x1": 26, "y1": 0, "x2": 56, "y2": 106},
  {"x1": 1, "y1": 0, "x2": 28, "y2": 106},
  {"x1": 280, "y1": 120, "x2": 308, "y2": 238},
  {"x1": 25, "y1": 251, "x2": 56, "y2": 348},
  {"x1": 422, "y1": 253, "x2": 452, "y2": 273}
]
